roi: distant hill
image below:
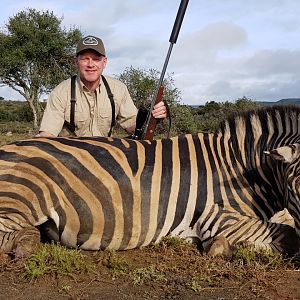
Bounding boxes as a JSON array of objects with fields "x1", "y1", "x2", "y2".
[
  {"x1": 189, "y1": 98, "x2": 300, "y2": 108},
  {"x1": 258, "y1": 98, "x2": 300, "y2": 106}
]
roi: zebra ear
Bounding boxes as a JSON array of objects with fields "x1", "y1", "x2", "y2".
[{"x1": 264, "y1": 143, "x2": 300, "y2": 163}]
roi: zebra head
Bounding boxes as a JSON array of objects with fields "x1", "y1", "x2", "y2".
[{"x1": 265, "y1": 143, "x2": 300, "y2": 235}]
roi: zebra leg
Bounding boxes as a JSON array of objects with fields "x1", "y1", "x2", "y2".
[
  {"x1": 226, "y1": 218, "x2": 298, "y2": 255},
  {"x1": 0, "y1": 227, "x2": 40, "y2": 258},
  {"x1": 188, "y1": 213, "x2": 299, "y2": 256}
]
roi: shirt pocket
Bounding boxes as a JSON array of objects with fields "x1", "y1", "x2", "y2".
[
  {"x1": 65, "y1": 105, "x2": 89, "y2": 129},
  {"x1": 97, "y1": 113, "x2": 112, "y2": 135}
]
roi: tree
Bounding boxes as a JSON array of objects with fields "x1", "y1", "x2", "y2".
[
  {"x1": 194, "y1": 97, "x2": 261, "y2": 132},
  {"x1": 169, "y1": 104, "x2": 198, "y2": 135},
  {"x1": 117, "y1": 66, "x2": 183, "y2": 137},
  {"x1": 0, "y1": 9, "x2": 81, "y2": 128},
  {"x1": 117, "y1": 66, "x2": 181, "y2": 109}
]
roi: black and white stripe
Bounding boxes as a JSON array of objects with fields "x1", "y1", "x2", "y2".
[{"x1": 0, "y1": 105, "x2": 299, "y2": 255}]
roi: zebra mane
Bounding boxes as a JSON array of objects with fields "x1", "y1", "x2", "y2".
[
  {"x1": 218, "y1": 105, "x2": 300, "y2": 152},
  {"x1": 219, "y1": 105, "x2": 300, "y2": 135},
  {"x1": 220, "y1": 104, "x2": 300, "y2": 129}
]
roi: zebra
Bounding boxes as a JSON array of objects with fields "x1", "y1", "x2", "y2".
[{"x1": 0, "y1": 105, "x2": 299, "y2": 258}]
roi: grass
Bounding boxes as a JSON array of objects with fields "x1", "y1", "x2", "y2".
[
  {"x1": 97, "y1": 250, "x2": 166, "y2": 285},
  {"x1": 99, "y1": 249, "x2": 131, "y2": 276},
  {"x1": 232, "y1": 247, "x2": 293, "y2": 270},
  {"x1": 150, "y1": 236, "x2": 197, "y2": 253},
  {"x1": 0, "y1": 231, "x2": 295, "y2": 299},
  {"x1": 0, "y1": 121, "x2": 33, "y2": 134},
  {"x1": 91, "y1": 237, "x2": 296, "y2": 295},
  {"x1": 190, "y1": 277, "x2": 203, "y2": 292},
  {"x1": 132, "y1": 265, "x2": 166, "y2": 285},
  {"x1": 0, "y1": 121, "x2": 34, "y2": 146},
  {"x1": 23, "y1": 243, "x2": 91, "y2": 279},
  {"x1": 0, "y1": 133, "x2": 30, "y2": 146}
]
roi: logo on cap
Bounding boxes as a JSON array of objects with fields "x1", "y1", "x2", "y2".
[{"x1": 83, "y1": 36, "x2": 98, "y2": 46}]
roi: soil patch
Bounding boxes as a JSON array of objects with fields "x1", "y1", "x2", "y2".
[{"x1": 0, "y1": 240, "x2": 299, "y2": 300}]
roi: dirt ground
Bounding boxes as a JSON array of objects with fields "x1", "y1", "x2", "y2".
[{"x1": 0, "y1": 239, "x2": 299, "y2": 300}]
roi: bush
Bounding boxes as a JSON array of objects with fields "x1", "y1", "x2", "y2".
[
  {"x1": 193, "y1": 97, "x2": 260, "y2": 132},
  {"x1": 0, "y1": 101, "x2": 33, "y2": 122},
  {"x1": 15, "y1": 104, "x2": 34, "y2": 122},
  {"x1": 169, "y1": 104, "x2": 198, "y2": 135}
]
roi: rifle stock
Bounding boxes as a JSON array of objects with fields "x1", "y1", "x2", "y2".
[{"x1": 143, "y1": 85, "x2": 164, "y2": 140}]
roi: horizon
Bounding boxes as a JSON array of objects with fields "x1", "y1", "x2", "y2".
[{"x1": 2, "y1": 97, "x2": 300, "y2": 107}]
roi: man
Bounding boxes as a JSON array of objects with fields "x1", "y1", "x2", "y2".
[{"x1": 37, "y1": 35, "x2": 167, "y2": 138}]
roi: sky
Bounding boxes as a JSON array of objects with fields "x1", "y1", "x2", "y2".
[{"x1": 0, "y1": 0, "x2": 300, "y2": 105}]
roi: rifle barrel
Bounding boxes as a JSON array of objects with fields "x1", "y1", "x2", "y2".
[
  {"x1": 169, "y1": 0, "x2": 189, "y2": 44},
  {"x1": 141, "y1": 0, "x2": 189, "y2": 140}
]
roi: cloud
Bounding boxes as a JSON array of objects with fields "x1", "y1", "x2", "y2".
[
  {"x1": 0, "y1": 0, "x2": 300, "y2": 105},
  {"x1": 243, "y1": 49, "x2": 300, "y2": 76},
  {"x1": 168, "y1": 21, "x2": 248, "y2": 74},
  {"x1": 0, "y1": 86, "x2": 24, "y2": 101},
  {"x1": 184, "y1": 22, "x2": 248, "y2": 51},
  {"x1": 172, "y1": 47, "x2": 300, "y2": 104}
]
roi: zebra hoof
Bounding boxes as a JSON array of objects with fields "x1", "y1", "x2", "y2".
[
  {"x1": 204, "y1": 236, "x2": 232, "y2": 257},
  {"x1": 14, "y1": 242, "x2": 39, "y2": 259},
  {"x1": 13, "y1": 228, "x2": 41, "y2": 259}
]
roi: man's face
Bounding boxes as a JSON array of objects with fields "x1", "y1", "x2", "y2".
[{"x1": 75, "y1": 50, "x2": 107, "y2": 84}]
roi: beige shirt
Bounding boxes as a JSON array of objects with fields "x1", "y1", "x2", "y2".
[{"x1": 39, "y1": 75, "x2": 137, "y2": 137}]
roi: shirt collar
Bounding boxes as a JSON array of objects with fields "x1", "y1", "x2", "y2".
[{"x1": 77, "y1": 75, "x2": 102, "y2": 93}]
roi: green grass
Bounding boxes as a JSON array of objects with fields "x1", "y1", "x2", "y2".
[
  {"x1": 23, "y1": 243, "x2": 91, "y2": 279},
  {"x1": 232, "y1": 247, "x2": 292, "y2": 269},
  {"x1": 97, "y1": 250, "x2": 166, "y2": 285},
  {"x1": 6, "y1": 234, "x2": 297, "y2": 300},
  {"x1": 100, "y1": 250, "x2": 131, "y2": 276},
  {"x1": 0, "y1": 121, "x2": 33, "y2": 134},
  {"x1": 132, "y1": 265, "x2": 166, "y2": 285},
  {"x1": 0, "y1": 133, "x2": 30, "y2": 146},
  {"x1": 0, "y1": 121, "x2": 34, "y2": 146}
]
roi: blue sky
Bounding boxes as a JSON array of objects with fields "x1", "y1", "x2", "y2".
[{"x1": 0, "y1": 0, "x2": 300, "y2": 105}]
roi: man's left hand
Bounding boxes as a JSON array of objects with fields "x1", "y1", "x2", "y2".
[{"x1": 152, "y1": 101, "x2": 167, "y2": 119}]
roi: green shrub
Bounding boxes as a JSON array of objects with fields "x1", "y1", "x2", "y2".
[
  {"x1": 0, "y1": 101, "x2": 33, "y2": 122},
  {"x1": 194, "y1": 98, "x2": 261, "y2": 132}
]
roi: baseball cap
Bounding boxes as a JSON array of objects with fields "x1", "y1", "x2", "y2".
[{"x1": 76, "y1": 35, "x2": 106, "y2": 56}]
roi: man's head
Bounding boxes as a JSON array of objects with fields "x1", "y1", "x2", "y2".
[
  {"x1": 74, "y1": 35, "x2": 107, "y2": 90},
  {"x1": 76, "y1": 35, "x2": 106, "y2": 57}
]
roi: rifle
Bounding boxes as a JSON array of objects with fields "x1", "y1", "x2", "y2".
[{"x1": 139, "y1": 0, "x2": 189, "y2": 140}]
